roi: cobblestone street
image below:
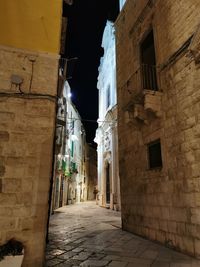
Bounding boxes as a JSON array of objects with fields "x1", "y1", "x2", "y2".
[{"x1": 46, "y1": 202, "x2": 200, "y2": 267}]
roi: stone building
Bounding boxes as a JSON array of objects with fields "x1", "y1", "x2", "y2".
[
  {"x1": 65, "y1": 83, "x2": 87, "y2": 204},
  {"x1": 51, "y1": 81, "x2": 89, "y2": 209},
  {"x1": 0, "y1": 1, "x2": 63, "y2": 266},
  {"x1": 115, "y1": 0, "x2": 200, "y2": 257},
  {"x1": 95, "y1": 21, "x2": 121, "y2": 211},
  {"x1": 51, "y1": 81, "x2": 69, "y2": 211}
]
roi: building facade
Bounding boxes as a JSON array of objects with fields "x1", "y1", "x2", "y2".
[
  {"x1": 51, "y1": 81, "x2": 68, "y2": 212},
  {"x1": 51, "y1": 81, "x2": 89, "y2": 211},
  {"x1": 115, "y1": 0, "x2": 200, "y2": 257},
  {"x1": 65, "y1": 83, "x2": 87, "y2": 204},
  {"x1": 0, "y1": 1, "x2": 63, "y2": 266},
  {"x1": 95, "y1": 21, "x2": 121, "y2": 211}
]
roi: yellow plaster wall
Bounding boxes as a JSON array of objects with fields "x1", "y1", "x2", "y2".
[{"x1": 0, "y1": 0, "x2": 62, "y2": 54}]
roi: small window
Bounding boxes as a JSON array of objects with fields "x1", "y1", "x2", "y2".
[
  {"x1": 106, "y1": 85, "x2": 111, "y2": 109},
  {"x1": 71, "y1": 141, "x2": 74, "y2": 157},
  {"x1": 148, "y1": 139, "x2": 162, "y2": 169}
]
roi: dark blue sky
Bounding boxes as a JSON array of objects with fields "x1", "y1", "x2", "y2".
[{"x1": 63, "y1": 0, "x2": 119, "y2": 142}]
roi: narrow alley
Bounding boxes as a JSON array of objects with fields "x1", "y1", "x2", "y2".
[
  {"x1": 1, "y1": 1, "x2": 200, "y2": 266},
  {"x1": 46, "y1": 202, "x2": 200, "y2": 267}
]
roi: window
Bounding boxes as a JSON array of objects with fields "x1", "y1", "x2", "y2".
[
  {"x1": 148, "y1": 139, "x2": 162, "y2": 169},
  {"x1": 71, "y1": 141, "x2": 74, "y2": 157},
  {"x1": 140, "y1": 30, "x2": 158, "y2": 91},
  {"x1": 106, "y1": 85, "x2": 111, "y2": 109}
]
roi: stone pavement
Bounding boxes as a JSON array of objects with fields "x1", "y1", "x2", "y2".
[{"x1": 46, "y1": 202, "x2": 200, "y2": 267}]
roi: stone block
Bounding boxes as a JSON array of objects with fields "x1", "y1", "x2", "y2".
[
  {"x1": 191, "y1": 163, "x2": 200, "y2": 178},
  {"x1": 2, "y1": 178, "x2": 21, "y2": 193},
  {"x1": 169, "y1": 208, "x2": 187, "y2": 222},
  {"x1": 0, "y1": 112, "x2": 15, "y2": 124},
  {"x1": 167, "y1": 221, "x2": 177, "y2": 234},
  {"x1": 35, "y1": 192, "x2": 49, "y2": 205},
  {"x1": 0, "y1": 166, "x2": 5, "y2": 177},
  {"x1": 0, "y1": 217, "x2": 17, "y2": 230},
  {"x1": 191, "y1": 208, "x2": 200, "y2": 224},
  {"x1": 179, "y1": 236, "x2": 195, "y2": 255},
  {"x1": 0, "y1": 131, "x2": 9, "y2": 141},
  {"x1": 0, "y1": 193, "x2": 17, "y2": 206},
  {"x1": 12, "y1": 206, "x2": 32, "y2": 218},
  {"x1": 16, "y1": 193, "x2": 33, "y2": 206},
  {"x1": 0, "y1": 207, "x2": 12, "y2": 216},
  {"x1": 194, "y1": 239, "x2": 200, "y2": 257},
  {"x1": 21, "y1": 179, "x2": 33, "y2": 193}
]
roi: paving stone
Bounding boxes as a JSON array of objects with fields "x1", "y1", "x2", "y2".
[
  {"x1": 57, "y1": 251, "x2": 77, "y2": 260},
  {"x1": 170, "y1": 263, "x2": 193, "y2": 267},
  {"x1": 80, "y1": 259, "x2": 110, "y2": 266},
  {"x1": 62, "y1": 245, "x2": 75, "y2": 251},
  {"x1": 192, "y1": 262, "x2": 200, "y2": 267},
  {"x1": 152, "y1": 261, "x2": 170, "y2": 267},
  {"x1": 126, "y1": 263, "x2": 150, "y2": 267},
  {"x1": 46, "y1": 258, "x2": 63, "y2": 266},
  {"x1": 139, "y1": 249, "x2": 158, "y2": 260},
  {"x1": 73, "y1": 252, "x2": 91, "y2": 261},
  {"x1": 102, "y1": 255, "x2": 121, "y2": 261},
  {"x1": 117, "y1": 256, "x2": 153, "y2": 265},
  {"x1": 56, "y1": 264, "x2": 71, "y2": 267},
  {"x1": 46, "y1": 254, "x2": 55, "y2": 260},
  {"x1": 65, "y1": 259, "x2": 82, "y2": 266},
  {"x1": 50, "y1": 249, "x2": 66, "y2": 256},
  {"x1": 108, "y1": 260, "x2": 128, "y2": 267},
  {"x1": 72, "y1": 247, "x2": 84, "y2": 253},
  {"x1": 46, "y1": 202, "x2": 200, "y2": 267},
  {"x1": 88, "y1": 253, "x2": 106, "y2": 260}
]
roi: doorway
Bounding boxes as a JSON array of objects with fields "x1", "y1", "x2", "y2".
[{"x1": 106, "y1": 163, "x2": 110, "y2": 204}]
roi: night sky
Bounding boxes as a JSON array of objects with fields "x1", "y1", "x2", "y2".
[{"x1": 63, "y1": 0, "x2": 119, "y2": 143}]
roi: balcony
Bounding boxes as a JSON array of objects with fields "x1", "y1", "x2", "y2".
[
  {"x1": 123, "y1": 64, "x2": 162, "y2": 122},
  {"x1": 141, "y1": 64, "x2": 158, "y2": 91}
]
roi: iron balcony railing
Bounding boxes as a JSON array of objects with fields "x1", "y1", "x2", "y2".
[
  {"x1": 141, "y1": 64, "x2": 158, "y2": 91},
  {"x1": 123, "y1": 64, "x2": 159, "y2": 107}
]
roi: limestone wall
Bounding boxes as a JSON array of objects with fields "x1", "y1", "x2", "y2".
[
  {"x1": 115, "y1": 0, "x2": 200, "y2": 257},
  {"x1": 0, "y1": 46, "x2": 58, "y2": 266}
]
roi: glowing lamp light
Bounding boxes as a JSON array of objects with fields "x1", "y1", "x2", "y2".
[
  {"x1": 71, "y1": 134, "x2": 78, "y2": 141},
  {"x1": 67, "y1": 92, "x2": 72, "y2": 98},
  {"x1": 57, "y1": 154, "x2": 62, "y2": 159}
]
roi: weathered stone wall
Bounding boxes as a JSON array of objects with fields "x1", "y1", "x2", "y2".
[
  {"x1": 116, "y1": 0, "x2": 200, "y2": 257},
  {"x1": 0, "y1": 46, "x2": 58, "y2": 266}
]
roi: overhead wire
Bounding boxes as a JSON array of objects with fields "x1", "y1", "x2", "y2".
[{"x1": 66, "y1": 118, "x2": 117, "y2": 124}]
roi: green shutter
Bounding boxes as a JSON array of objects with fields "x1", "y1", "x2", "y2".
[{"x1": 71, "y1": 141, "x2": 74, "y2": 157}]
